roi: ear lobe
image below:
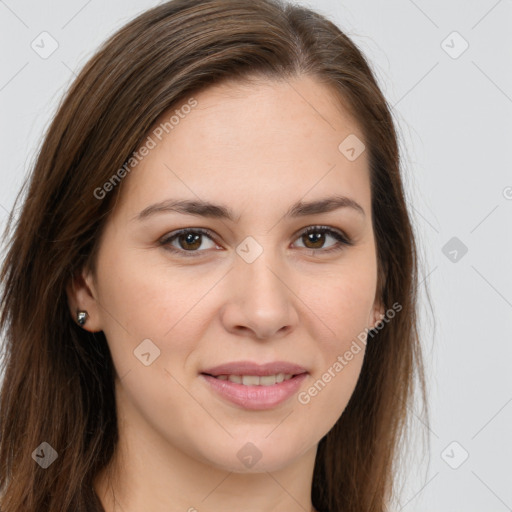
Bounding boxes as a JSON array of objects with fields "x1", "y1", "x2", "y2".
[
  {"x1": 368, "y1": 300, "x2": 385, "y2": 330},
  {"x1": 65, "y1": 267, "x2": 103, "y2": 332}
]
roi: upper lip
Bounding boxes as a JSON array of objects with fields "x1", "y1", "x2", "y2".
[{"x1": 202, "y1": 361, "x2": 308, "y2": 377}]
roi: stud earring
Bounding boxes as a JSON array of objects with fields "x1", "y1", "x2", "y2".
[{"x1": 77, "y1": 311, "x2": 88, "y2": 326}]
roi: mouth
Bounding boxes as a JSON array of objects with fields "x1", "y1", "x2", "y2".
[{"x1": 200, "y1": 361, "x2": 309, "y2": 410}]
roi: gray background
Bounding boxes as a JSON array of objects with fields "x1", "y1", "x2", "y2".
[{"x1": 1, "y1": 0, "x2": 511, "y2": 510}]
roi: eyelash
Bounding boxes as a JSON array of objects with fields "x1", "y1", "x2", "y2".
[{"x1": 159, "y1": 225, "x2": 353, "y2": 258}]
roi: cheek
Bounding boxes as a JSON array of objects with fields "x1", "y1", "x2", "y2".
[
  {"x1": 297, "y1": 347, "x2": 365, "y2": 440},
  {"x1": 296, "y1": 262, "x2": 375, "y2": 414},
  {"x1": 296, "y1": 273, "x2": 373, "y2": 426},
  {"x1": 96, "y1": 246, "x2": 206, "y2": 333},
  {"x1": 304, "y1": 263, "x2": 377, "y2": 349},
  {"x1": 94, "y1": 247, "x2": 222, "y2": 380},
  {"x1": 93, "y1": 250, "x2": 216, "y2": 436},
  {"x1": 326, "y1": 282, "x2": 373, "y2": 343}
]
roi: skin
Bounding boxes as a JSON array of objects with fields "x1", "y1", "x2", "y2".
[{"x1": 67, "y1": 74, "x2": 384, "y2": 512}]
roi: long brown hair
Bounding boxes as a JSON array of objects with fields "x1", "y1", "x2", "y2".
[{"x1": 0, "y1": 0, "x2": 429, "y2": 510}]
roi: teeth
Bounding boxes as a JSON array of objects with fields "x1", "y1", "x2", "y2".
[
  {"x1": 242, "y1": 375, "x2": 260, "y2": 386},
  {"x1": 259, "y1": 375, "x2": 276, "y2": 386},
  {"x1": 216, "y1": 374, "x2": 295, "y2": 385}
]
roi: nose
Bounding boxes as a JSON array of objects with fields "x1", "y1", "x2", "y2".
[{"x1": 220, "y1": 250, "x2": 299, "y2": 340}]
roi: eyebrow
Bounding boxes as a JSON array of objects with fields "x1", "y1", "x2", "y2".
[{"x1": 134, "y1": 195, "x2": 365, "y2": 222}]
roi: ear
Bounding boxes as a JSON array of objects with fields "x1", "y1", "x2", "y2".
[
  {"x1": 65, "y1": 266, "x2": 103, "y2": 332},
  {"x1": 368, "y1": 297, "x2": 385, "y2": 331}
]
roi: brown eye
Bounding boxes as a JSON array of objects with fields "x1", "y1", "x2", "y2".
[
  {"x1": 160, "y1": 228, "x2": 219, "y2": 256},
  {"x1": 293, "y1": 226, "x2": 352, "y2": 253}
]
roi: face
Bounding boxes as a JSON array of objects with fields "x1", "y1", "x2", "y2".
[{"x1": 70, "y1": 75, "x2": 383, "y2": 474}]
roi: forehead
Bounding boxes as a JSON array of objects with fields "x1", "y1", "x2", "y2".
[
  {"x1": 115, "y1": 75, "x2": 370, "y2": 218},
  {"x1": 174, "y1": 74, "x2": 362, "y2": 150}
]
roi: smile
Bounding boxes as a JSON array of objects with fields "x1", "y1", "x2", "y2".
[{"x1": 201, "y1": 372, "x2": 308, "y2": 410}]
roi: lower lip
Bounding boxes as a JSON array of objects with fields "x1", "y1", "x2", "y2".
[{"x1": 201, "y1": 373, "x2": 308, "y2": 410}]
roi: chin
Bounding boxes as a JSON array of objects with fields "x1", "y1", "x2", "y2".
[{"x1": 195, "y1": 434, "x2": 313, "y2": 474}]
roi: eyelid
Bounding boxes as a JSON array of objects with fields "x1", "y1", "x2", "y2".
[{"x1": 291, "y1": 225, "x2": 352, "y2": 245}]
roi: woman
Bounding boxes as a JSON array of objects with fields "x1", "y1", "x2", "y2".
[{"x1": 0, "y1": 0, "x2": 428, "y2": 510}]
